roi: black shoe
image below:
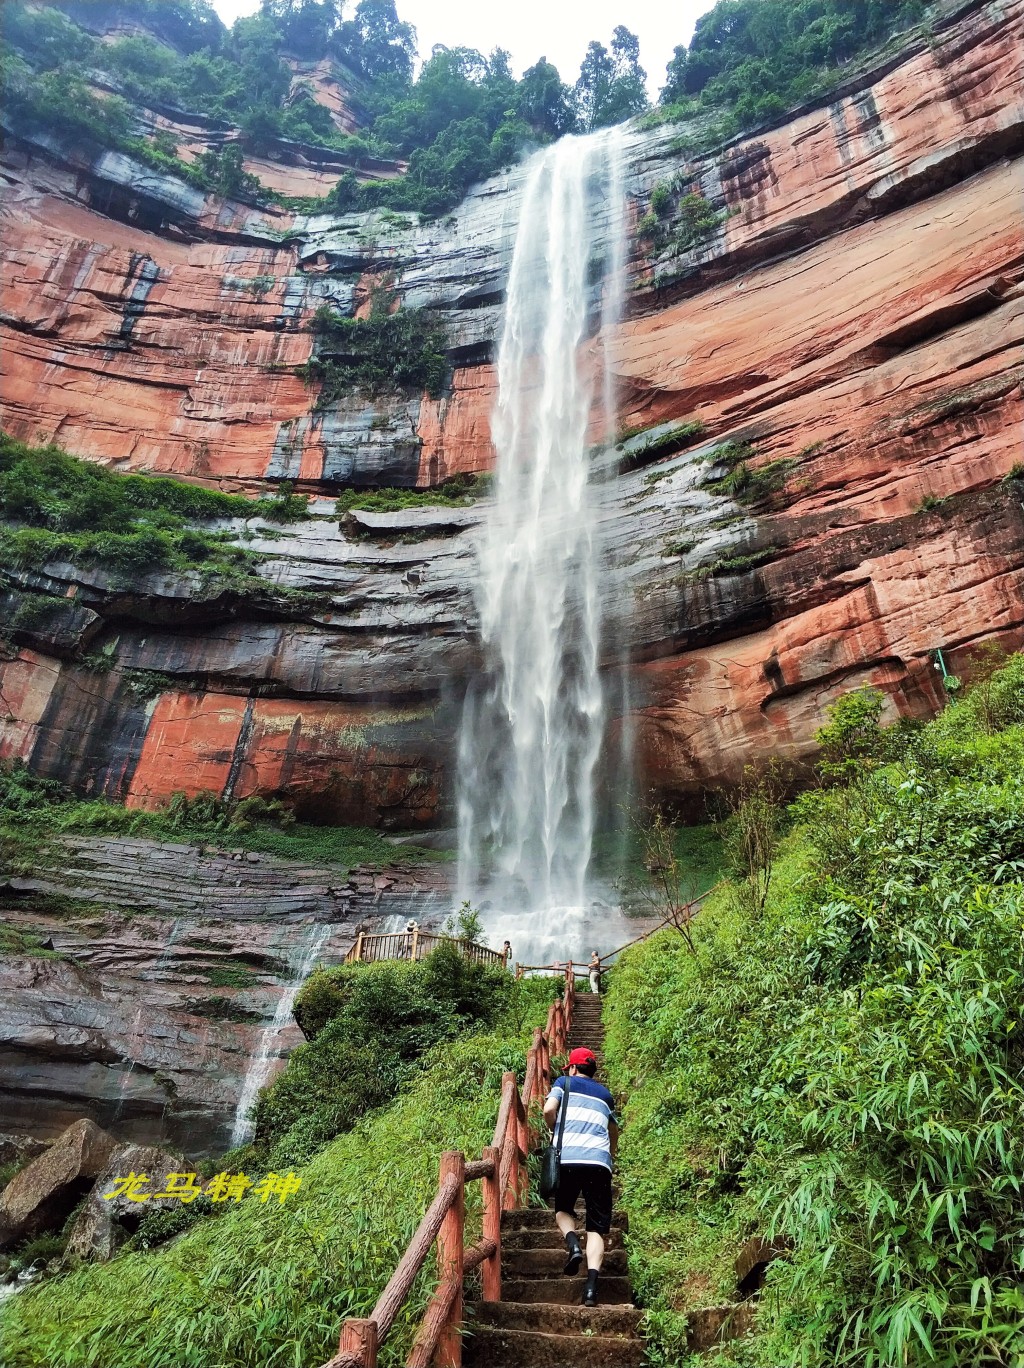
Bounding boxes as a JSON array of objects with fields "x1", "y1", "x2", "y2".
[
  {"x1": 563, "y1": 1232, "x2": 582, "y2": 1276},
  {"x1": 583, "y1": 1270, "x2": 599, "y2": 1306}
]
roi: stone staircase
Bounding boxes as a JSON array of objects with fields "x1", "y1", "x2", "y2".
[{"x1": 463, "y1": 985, "x2": 644, "y2": 1366}]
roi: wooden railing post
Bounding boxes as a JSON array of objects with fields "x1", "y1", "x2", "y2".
[
  {"x1": 480, "y1": 1145, "x2": 501, "y2": 1302},
  {"x1": 339, "y1": 1318, "x2": 377, "y2": 1367},
  {"x1": 354, "y1": 931, "x2": 364, "y2": 964},
  {"x1": 435, "y1": 1151, "x2": 464, "y2": 1367},
  {"x1": 411, "y1": 927, "x2": 420, "y2": 962}
]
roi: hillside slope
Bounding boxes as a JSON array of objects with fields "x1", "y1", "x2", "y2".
[{"x1": 605, "y1": 655, "x2": 1024, "y2": 1366}]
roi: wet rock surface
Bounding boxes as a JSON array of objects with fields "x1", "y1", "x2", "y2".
[{"x1": 0, "y1": 841, "x2": 451, "y2": 1152}]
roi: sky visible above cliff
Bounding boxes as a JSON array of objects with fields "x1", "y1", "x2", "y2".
[{"x1": 210, "y1": 0, "x2": 707, "y2": 96}]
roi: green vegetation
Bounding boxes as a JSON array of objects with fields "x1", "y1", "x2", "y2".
[
  {"x1": 0, "y1": 1, "x2": 646, "y2": 220},
  {"x1": 625, "y1": 419, "x2": 707, "y2": 470},
  {"x1": 605, "y1": 652, "x2": 1024, "y2": 1367},
  {"x1": 917, "y1": 492, "x2": 947, "y2": 513},
  {"x1": 683, "y1": 545, "x2": 779, "y2": 581},
  {"x1": 335, "y1": 472, "x2": 489, "y2": 518},
  {"x1": 0, "y1": 977, "x2": 553, "y2": 1368},
  {"x1": 674, "y1": 191, "x2": 728, "y2": 249},
  {"x1": 659, "y1": 0, "x2": 928, "y2": 140},
  {"x1": 0, "y1": 920, "x2": 64, "y2": 958},
  {"x1": 592, "y1": 816, "x2": 725, "y2": 900},
  {"x1": 0, "y1": 766, "x2": 441, "y2": 875},
  {"x1": 638, "y1": 178, "x2": 726, "y2": 253},
  {"x1": 700, "y1": 441, "x2": 797, "y2": 507},
  {"x1": 255, "y1": 946, "x2": 514, "y2": 1164},
  {"x1": 0, "y1": 432, "x2": 308, "y2": 584},
  {"x1": 303, "y1": 299, "x2": 448, "y2": 404},
  {"x1": 2, "y1": 0, "x2": 940, "y2": 224}
]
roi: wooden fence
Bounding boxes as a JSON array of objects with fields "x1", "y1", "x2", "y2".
[
  {"x1": 346, "y1": 930, "x2": 508, "y2": 970},
  {"x1": 512, "y1": 892, "x2": 711, "y2": 982},
  {"x1": 316, "y1": 963, "x2": 577, "y2": 1368}
]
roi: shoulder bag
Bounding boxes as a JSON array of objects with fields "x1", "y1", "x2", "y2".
[{"x1": 539, "y1": 1077, "x2": 571, "y2": 1201}]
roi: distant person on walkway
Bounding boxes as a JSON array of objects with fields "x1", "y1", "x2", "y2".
[
  {"x1": 589, "y1": 950, "x2": 601, "y2": 994},
  {"x1": 502, "y1": 939, "x2": 512, "y2": 967},
  {"x1": 543, "y1": 1046, "x2": 618, "y2": 1307}
]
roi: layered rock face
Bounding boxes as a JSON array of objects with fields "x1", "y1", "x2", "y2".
[
  {"x1": 1, "y1": 0, "x2": 1022, "y2": 815},
  {"x1": 0, "y1": 843, "x2": 449, "y2": 1149}
]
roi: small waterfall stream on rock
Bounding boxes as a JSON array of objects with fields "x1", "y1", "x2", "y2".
[
  {"x1": 111, "y1": 915, "x2": 185, "y2": 1127},
  {"x1": 457, "y1": 128, "x2": 629, "y2": 965},
  {"x1": 229, "y1": 922, "x2": 330, "y2": 1149}
]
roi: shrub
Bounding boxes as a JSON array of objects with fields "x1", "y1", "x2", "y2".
[
  {"x1": 0, "y1": 432, "x2": 308, "y2": 582},
  {"x1": 261, "y1": 946, "x2": 511, "y2": 1164},
  {"x1": 674, "y1": 191, "x2": 726, "y2": 250},
  {"x1": 303, "y1": 301, "x2": 448, "y2": 404}
]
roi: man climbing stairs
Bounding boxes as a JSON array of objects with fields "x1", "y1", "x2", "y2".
[{"x1": 462, "y1": 978, "x2": 644, "y2": 1365}]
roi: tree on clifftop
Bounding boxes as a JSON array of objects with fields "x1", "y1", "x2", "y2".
[{"x1": 575, "y1": 25, "x2": 647, "y2": 132}]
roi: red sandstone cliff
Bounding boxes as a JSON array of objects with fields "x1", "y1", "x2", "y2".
[{"x1": 1, "y1": 0, "x2": 1022, "y2": 818}]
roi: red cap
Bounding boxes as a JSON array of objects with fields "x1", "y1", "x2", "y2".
[{"x1": 568, "y1": 1047, "x2": 596, "y2": 1067}]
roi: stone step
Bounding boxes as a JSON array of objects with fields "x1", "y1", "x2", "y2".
[
  {"x1": 503, "y1": 1247, "x2": 628, "y2": 1279},
  {"x1": 499, "y1": 1277, "x2": 634, "y2": 1306},
  {"x1": 472, "y1": 1300, "x2": 640, "y2": 1338},
  {"x1": 687, "y1": 1303, "x2": 757, "y2": 1353},
  {"x1": 503, "y1": 1226, "x2": 625, "y2": 1251},
  {"x1": 464, "y1": 1325, "x2": 644, "y2": 1368},
  {"x1": 501, "y1": 1207, "x2": 628, "y2": 1233}
]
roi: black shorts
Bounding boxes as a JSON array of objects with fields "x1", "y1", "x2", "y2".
[{"x1": 553, "y1": 1163, "x2": 613, "y2": 1235}]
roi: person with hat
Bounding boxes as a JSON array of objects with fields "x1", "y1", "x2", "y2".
[{"x1": 542, "y1": 1045, "x2": 618, "y2": 1307}]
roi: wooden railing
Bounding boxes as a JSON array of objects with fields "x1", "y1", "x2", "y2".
[
  {"x1": 316, "y1": 963, "x2": 577, "y2": 1368},
  {"x1": 346, "y1": 929, "x2": 508, "y2": 970},
  {"x1": 512, "y1": 893, "x2": 713, "y2": 982}
]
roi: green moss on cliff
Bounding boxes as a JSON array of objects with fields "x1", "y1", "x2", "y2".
[
  {"x1": 0, "y1": 433, "x2": 309, "y2": 583},
  {"x1": 0, "y1": 765, "x2": 443, "y2": 873},
  {"x1": 302, "y1": 301, "x2": 448, "y2": 405}
]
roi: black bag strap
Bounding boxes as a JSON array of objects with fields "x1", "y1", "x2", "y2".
[{"x1": 554, "y1": 1076, "x2": 572, "y2": 1155}]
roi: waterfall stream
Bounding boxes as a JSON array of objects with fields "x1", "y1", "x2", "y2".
[
  {"x1": 229, "y1": 922, "x2": 331, "y2": 1149},
  {"x1": 457, "y1": 129, "x2": 627, "y2": 963}
]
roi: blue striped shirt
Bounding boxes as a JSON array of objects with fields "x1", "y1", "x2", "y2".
[{"x1": 547, "y1": 1076, "x2": 617, "y2": 1172}]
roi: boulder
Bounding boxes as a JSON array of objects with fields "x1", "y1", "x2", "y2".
[
  {"x1": 65, "y1": 1142, "x2": 193, "y2": 1262},
  {"x1": 0, "y1": 1135, "x2": 49, "y2": 1170},
  {"x1": 0, "y1": 1118, "x2": 116, "y2": 1250}
]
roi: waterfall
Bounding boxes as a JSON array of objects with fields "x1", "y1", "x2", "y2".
[
  {"x1": 229, "y1": 922, "x2": 331, "y2": 1149},
  {"x1": 457, "y1": 128, "x2": 627, "y2": 961}
]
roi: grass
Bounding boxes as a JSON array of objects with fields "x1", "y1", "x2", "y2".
[
  {"x1": 604, "y1": 654, "x2": 1024, "y2": 1368},
  {"x1": 0, "y1": 920, "x2": 64, "y2": 958},
  {"x1": 0, "y1": 432, "x2": 309, "y2": 587},
  {"x1": 591, "y1": 819, "x2": 725, "y2": 897},
  {"x1": 700, "y1": 442, "x2": 798, "y2": 507},
  {"x1": 621, "y1": 419, "x2": 707, "y2": 473},
  {"x1": 0, "y1": 1006, "x2": 553, "y2": 1368},
  {"x1": 682, "y1": 547, "x2": 779, "y2": 582},
  {"x1": 0, "y1": 768, "x2": 446, "y2": 874},
  {"x1": 302, "y1": 300, "x2": 448, "y2": 407},
  {"x1": 336, "y1": 473, "x2": 490, "y2": 519}
]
